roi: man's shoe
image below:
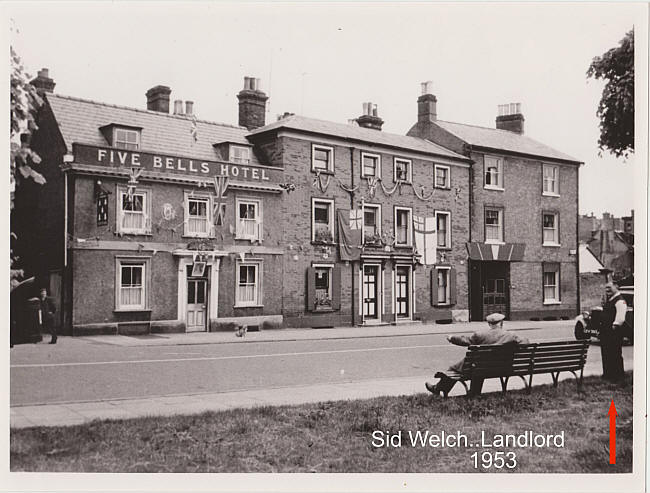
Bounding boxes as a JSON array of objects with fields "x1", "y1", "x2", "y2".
[{"x1": 425, "y1": 382, "x2": 439, "y2": 395}]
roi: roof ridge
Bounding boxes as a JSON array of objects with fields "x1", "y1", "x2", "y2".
[
  {"x1": 437, "y1": 119, "x2": 531, "y2": 136},
  {"x1": 47, "y1": 93, "x2": 247, "y2": 131}
]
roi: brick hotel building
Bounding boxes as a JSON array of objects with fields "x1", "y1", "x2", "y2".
[{"x1": 15, "y1": 70, "x2": 582, "y2": 335}]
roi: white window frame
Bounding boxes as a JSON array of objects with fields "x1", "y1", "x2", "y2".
[
  {"x1": 361, "y1": 152, "x2": 381, "y2": 179},
  {"x1": 485, "y1": 208, "x2": 504, "y2": 244},
  {"x1": 313, "y1": 263, "x2": 334, "y2": 310},
  {"x1": 542, "y1": 212, "x2": 560, "y2": 246},
  {"x1": 115, "y1": 257, "x2": 150, "y2": 311},
  {"x1": 484, "y1": 156, "x2": 504, "y2": 190},
  {"x1": 235, "y1": 261, "x2": 263, "y2": 307},
  {"x1": 312, "y1": 144, "x2": 334, "y2": 173},
  {"x1": 435, "y1": 211, "x2": 451, "y2": 249},
  {"x1": 230, "y1": 145, "x2": 251, "y2": 164},
  {"x1": 393, "y1": 158, "x2": 412, "y2": 183},
  {"x1": 437, "y1": 266, "x2": 451, "y2": 306},
  {"x1": 434, "y1": 164, "x2": 451, "y2": 189},
  {"x1": 236, "y1": 197, "x2": 262, "y2": 241},
  {"x1": 543, "y1": 164, "x2": 560, "y2": 196},
  {"x1": 116, "y1": 185, "x2": 151, "y2": 235},
  {"x1": 394, "y1": 206, "x2": 413, "y2": 247},
  {"x1": 362, "y1": 203, "x2": 382, "y2": 243},
  {"x1": 311, "y1": 198, "x2": 335, "y2": 243},
  {"x1": 113, "y1": 128, "x2": 140, "y2": 150},
  {"x1": 184, "y1": 191, "x2": 212, "y2": 238},
  {"x1": 543, "y1": 266, "x2": 561, "y2": 304}
]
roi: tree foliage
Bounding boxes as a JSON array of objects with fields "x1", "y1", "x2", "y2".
[
  {"x1": 10, "y1": 47, "x2": 45, "y2": 287},
  {"x1": 587, "y1": 30, "x2": 634, "y2": 158}
]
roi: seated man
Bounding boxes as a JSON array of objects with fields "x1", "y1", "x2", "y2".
[{"x1": 425, "y1": 313, "x2": 529, "y2": 396}]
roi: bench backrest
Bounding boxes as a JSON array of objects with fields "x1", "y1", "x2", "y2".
[{"x1": 462, "y1": 340, "x2": 589, "y2": 378}]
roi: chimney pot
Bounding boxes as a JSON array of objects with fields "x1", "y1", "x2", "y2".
[
  {"x1": 356, "y1": 102, "x2": 384, "y2": 130},
  {"x1": 496, "y1": 102, "x2": 524, "y2": 134},
  {"x1": 30, "y1": 67, "x2": 56, "y2": 94},
  {"x1": 173, "y1": 100, "x2": 184, "y2": 115},
  {"x1": 237, "y1": 76, "x2": 268, "y2": 130},
  {"x1": 146, "y1": 85, "x2": 171, "y2": 113},
  {"x1": 185, "y1": 101, "x2": 194, "y2": 116}
]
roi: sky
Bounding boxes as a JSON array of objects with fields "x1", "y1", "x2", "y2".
[{"x1": 7, "y1": 2, "x2": 645, "y2": 217}]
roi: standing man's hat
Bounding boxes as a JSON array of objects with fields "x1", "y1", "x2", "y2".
[{"x1": 486, "y1": 313, "x2": 506, "y2": 324}]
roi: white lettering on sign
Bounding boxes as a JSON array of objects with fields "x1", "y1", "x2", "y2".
[{"x1": 91, "y1": 147, "x2": 272, "y2": 182}]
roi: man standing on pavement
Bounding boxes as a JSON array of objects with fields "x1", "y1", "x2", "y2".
[
  {"x1": 600, "y1": 282, "x2": 627, "y2": 382},
  {"x1": 39, "y1": 288, "x2": 57, "y2": 344},
  {"x1": 425, "y1": 313, "x2": 529, "y2": 396}
]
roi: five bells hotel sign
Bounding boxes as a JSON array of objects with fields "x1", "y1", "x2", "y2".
[{"x1": 72, "y1": 144, "x2": 280, "y2": 183}]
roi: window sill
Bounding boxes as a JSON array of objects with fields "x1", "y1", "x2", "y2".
[
  {"x1": 437, "y1": 246, "x2": 452, "y2": 251},
  {"x1": 117, "y1": 231, "x2": 153, "y2": 236},
  {"x1": 543, "y1": 301, "x2": 562, "y2": 305},
  {"x1": 234, "y1": 304, "x2": 264, "y2": 309},
  {"x1": 434, "y1": 185, "x2": 451, "y2": 190},
  {"x1": 543, "y1": 192, "x2": 560, "y2": 198},
  {"x1": 395, "y1": 180, "x2": 412, "y2": 185},
  {"x1": 114, "y1": 308, "x2": 152, "y2": 313},
  {"x1": 182, "y1": 234, "x2": 213, "y2": 239},
  {"x1": 311, "y1": 240, "x2": 336, "y2": 246},
  {"x1": 485, "y1": 240, "x2": 505, "y2": 245},
  {"x1": 435, "y1": 303, "x2": 451, "y2": 307},
  {"x1": 543, "y1": 242, "x2": 561, "y2": 247},
  {"x1": 311, "y1": 168, "x2": 334, "y2": 175},
  {"x1": 394, "y1": 243, "x2": 413, "y2": 249},
  {"x1": 314, "y1": 306, "x2": 335, "y2": 312},
  {"x1": 235, "y1": 236, "x2": 261, "y2": 242},
  {"x1": 484, "y1": 185, "x2": 504, "y2": 192},
  {"x1": 361, "y1": 174, "x2": 381, "y2": 180}
]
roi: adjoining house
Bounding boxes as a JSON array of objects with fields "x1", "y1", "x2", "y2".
[
  {"x1": 408, "y1": 85, "x2": 582, "y2": 320},
  {"x1": 579, "y1": 211, "x2": 634, "y2": 281},
  {"x1": 16, "y1": 69, "x2": 582, "y2": 335}
]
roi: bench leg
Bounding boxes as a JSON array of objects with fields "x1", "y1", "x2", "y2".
[
  {"x1": 551, "y1": 372, "x2": 560, "y2": 387},
  {"x1": 578, "y1": 368, "x2": 584, "y2": 389},
  {"x1": 527, "y1": 374, "x2": 533, "y2": 393},
  {"x1": 468, "y1": 378, "x2": 485, "y2": 397},
  {"x1": 499, "y1": 377, "x2": 509, "y2": 394}
]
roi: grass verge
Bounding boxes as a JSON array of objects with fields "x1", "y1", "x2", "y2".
[{"x1": 10, "y1": 373, "x2": 633, "y2": 473}]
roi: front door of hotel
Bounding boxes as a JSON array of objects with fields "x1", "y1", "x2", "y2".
[
  {"x1": 186, "y1": 266, "x2": 208, "y2": 332},
  {"x1": 481, "y1": 262, "x2": 509, "y2": 319},
  {"x1": 363, "y1": 265, "x2": 379, "y2": 320},
  {"x1": 395, "y1": 266, "x2": 410, "y2": 319}
]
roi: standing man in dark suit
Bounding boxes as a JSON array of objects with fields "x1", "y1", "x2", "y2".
[
  {"x1": 39, "y1": 288, "x2": 57, "y2": 344},
  {"x1": 600, "y1": 282, "x2": 627, "y2": 382}
]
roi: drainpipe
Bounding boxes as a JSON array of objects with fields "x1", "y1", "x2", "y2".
[
  {"x1": 350, "y1": 147, "x2": 356, "y2": 326},
  {"x1": 575, "y1": 168, "x2": 581, "y2": 314}
]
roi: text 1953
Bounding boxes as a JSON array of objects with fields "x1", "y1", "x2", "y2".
[{"x1": 471, "y1": 451, "x2": 517, "y2": 469}]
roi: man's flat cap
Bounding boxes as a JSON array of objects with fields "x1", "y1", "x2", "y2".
[{"x1": 486, "y1": 313, "x2": 506, "y2": 324}]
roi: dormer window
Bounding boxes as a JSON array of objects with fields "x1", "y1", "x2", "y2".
[
  {"x1": 230, "y1": 145, "x2": 251, "y2": 164},
  {"x1": 114, "y1": 128, "x2": 140, "y2": 150}
]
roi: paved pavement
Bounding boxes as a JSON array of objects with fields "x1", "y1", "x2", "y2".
[{"x1": 11, "y1": 320, "x2": 632, "y2": 429}]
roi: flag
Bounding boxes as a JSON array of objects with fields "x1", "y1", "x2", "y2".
[
  {"x1": 337, "y1": 209, "x2": 362, "y2": 261},
  {"x1": 413, "y1": 215, "x2": 437, "y2": 265},
  {"x1": 349, "y1": 209, "x2": 362, "y2": 230}
]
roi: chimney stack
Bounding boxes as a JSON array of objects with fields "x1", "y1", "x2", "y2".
[
  {"x1": 356, "y1": 102, "x2": 384, "y2": 130},
  {"x1": 30, "y1": 68, "x2": 56, "y2": 94},
  {"x1": 496, "y1": 103, "x2": 524, "y2": 134},
  {"x1": 173, "y1": 100, "x2": 184, "y2": 115},
  {"x1": 237, "y1": 76, "x2": 268, "y2": 130},
  {"x1": 146, "y1": 85, "x2": 172, "y2": 113},
  {"x1": 417, "y1": 81, "x2": 437, "y2": 123}
]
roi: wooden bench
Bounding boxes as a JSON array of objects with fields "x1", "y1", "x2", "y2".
[{"x1": 433, "y1": 340, "x2": 590, "y2": 397}]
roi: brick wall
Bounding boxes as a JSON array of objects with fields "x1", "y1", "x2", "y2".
[{"x1": 257, "y1": 133, "x2": 471, "y2": 326}]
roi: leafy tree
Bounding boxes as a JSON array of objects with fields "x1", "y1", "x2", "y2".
[
  {"x1": 10, "y1": 47, "x2": 45, "y2": 287},
  {"x1": 587, "y1": 30, "x2": 634, "y2": 158}
]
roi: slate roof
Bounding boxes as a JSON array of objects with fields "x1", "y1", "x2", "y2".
[
  {"x1": 248, "y1": 114, "x2": 469, "y2": 162},
  {"x1": 46, "y1": 94, "x2": 263, "y2": 165},
  {"x1": 435, "y1": 120, "x2": 581, "y2": 164}
]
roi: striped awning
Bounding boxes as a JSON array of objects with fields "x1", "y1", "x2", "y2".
[{"x1": 466, "y1": 242, "x2": 526, "y2": 261}]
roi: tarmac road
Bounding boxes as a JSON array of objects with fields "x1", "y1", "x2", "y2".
[{"x1": 10, "y1": 321, "x2": 627, "y2": 407}]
